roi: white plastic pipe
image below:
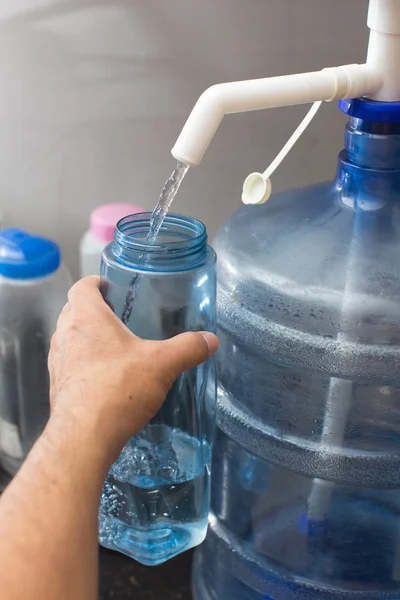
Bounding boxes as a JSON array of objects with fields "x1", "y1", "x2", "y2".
[
  {"x1": 172, "y1": 64, "x2": 382, "y2": 166},
  {"x1": 367, "y1": 0, "x2": 400, "y2": 101}
]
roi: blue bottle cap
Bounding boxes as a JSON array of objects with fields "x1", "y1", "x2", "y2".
[
  {"x1": 338, "y1": 98, "x2": 400, "y2": 123},
  {"x1": 0, "y1": 228, "x2": 61, "y2": 279}
]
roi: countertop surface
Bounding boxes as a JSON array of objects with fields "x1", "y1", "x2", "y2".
[{"x1": 99, "y1": 547, "x2": 193, "y2": 600}]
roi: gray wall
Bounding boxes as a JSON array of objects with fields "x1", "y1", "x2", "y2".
[{"x1": 0, "y1": 0, "x2": 369, "y2": 278}]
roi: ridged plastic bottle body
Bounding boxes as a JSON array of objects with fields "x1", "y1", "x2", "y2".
[
  {"x1": 193, "y1": 119, "x2": 400, "y2": 599},
  {"x1": 98, "y1": 213, "x2": 217, "y2": 566},
  {"x1": 0, "y1": 266, "x2": 71, "y2": 476}
]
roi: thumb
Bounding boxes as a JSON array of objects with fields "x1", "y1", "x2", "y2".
[{"x1": 157, "y1": 331, "x2": 219, "y2": 377}]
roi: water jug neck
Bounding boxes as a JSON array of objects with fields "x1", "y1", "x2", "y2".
[
  {"x1": 112, "y1": 213, "x2": 208, "y2": 271},
  {"x1": 344, "y1": 118, "x2": 400, "y2": 170},
  {"x1": 336, "y1": 119, "x2": 400, "y2": 207}
]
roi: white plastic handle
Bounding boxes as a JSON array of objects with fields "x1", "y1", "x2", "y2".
[{"x1": 242, "y1": 101, "x2": 322, "y2": 205}]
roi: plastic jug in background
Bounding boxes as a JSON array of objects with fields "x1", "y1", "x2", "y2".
[
  {"x1": 0, "y1": 229, "x2": 72, "y2": 477},
  {"x1": 98, "y1": 213, "x2": 217, "y2": 566},
  {"x1": 192, "y1": 99, "x2": 400, "y2": 599},
  {"x1": 80, "y1": 203, "x2": 144, "y2": 278}
]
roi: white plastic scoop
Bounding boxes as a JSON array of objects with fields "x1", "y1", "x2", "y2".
[{"x1": 241, "y1": 101, "x2": 322, "y2": 205}]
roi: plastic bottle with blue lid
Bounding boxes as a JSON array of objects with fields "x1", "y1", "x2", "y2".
[{"x1": 0, "y1": 229, "x2": 71, "y2": 477}]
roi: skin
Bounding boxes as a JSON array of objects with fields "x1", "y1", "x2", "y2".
[{"x1": 0, "y1": 276, "x2": 219, "y2": 600}]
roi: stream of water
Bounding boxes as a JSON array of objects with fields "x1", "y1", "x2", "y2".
[{"x1": 121, "y1": 161, "x2": 190, "y2": 325}]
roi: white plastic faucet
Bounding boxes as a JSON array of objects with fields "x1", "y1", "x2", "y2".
[{"x1": 172, "y1": 0, "x2": 400, "y2": 191}]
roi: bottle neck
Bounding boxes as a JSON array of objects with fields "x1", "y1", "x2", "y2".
[
  {"x1": 345, "y1": 118, "x2": 400, "y2": 169},
  {"x1": 112, "y1": 213, "x2": 209, "y2": 271},
  {"x1": 336, "y1": 118, "x2": 400, "y2": 207}
]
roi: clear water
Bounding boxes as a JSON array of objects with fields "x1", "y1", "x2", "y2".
[
  {"x1": 121, "y1": 161, "x2": 190, "y2": 325},
  {"x1": 194, "y1": 427, "x2": 400, "y2": 599},
  {"x1": 99, "y1": 425, "x2": 211, "y2": 566}
]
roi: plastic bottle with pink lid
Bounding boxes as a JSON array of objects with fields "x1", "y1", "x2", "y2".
[{"x1": 80, "y1": 203, "x2": 144, "y2": 278}]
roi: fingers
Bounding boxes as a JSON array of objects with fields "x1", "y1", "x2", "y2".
[
  {"x1": 57, "y1": 276, "x2": 138, "y2": 343},
  {"x1": 67, "y1": 276, "x2": 105, "y2": 312},
  {"x1": 55, "y1": 277, "x2": 109, "y2": 338},
  {"x1": 54, "y1": 301, "x2": 70, "y2": 336},
  {"x1": 58, "y1": 302, "x2": 70, "y2": 322},
  {"x1": 156, "y1": 331, "x2": 219, "y2": 377}
]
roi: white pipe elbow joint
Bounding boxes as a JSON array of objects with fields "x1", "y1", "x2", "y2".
[{"x1": 172, "y1": 85, "x2": 225, "y2": 167}]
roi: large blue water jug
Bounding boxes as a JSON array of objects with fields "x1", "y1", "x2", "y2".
[{"x1": 192, "y1": 99, "x2": 400, "y2": 599}]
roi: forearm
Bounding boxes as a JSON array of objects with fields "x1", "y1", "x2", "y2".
[{"x1": 0, "y1": 413, "x2": 111, "y2": 600}]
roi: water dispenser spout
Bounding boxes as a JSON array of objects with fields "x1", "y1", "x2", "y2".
[
  {"x1": 171, "y1": 0, "x2": 400, "y2": 168},
  {"x1": 171, "y1": 65, "x2": 381, "y2": 167}
]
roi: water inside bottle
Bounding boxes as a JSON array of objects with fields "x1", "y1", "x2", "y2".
[
  {"x1": 99, "y1": 425, "x2": 211, "y2": 566},
  {"x1": 121, "y1": 161, "x2": 189, "y2": 325}
]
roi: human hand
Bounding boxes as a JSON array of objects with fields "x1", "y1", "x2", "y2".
[{"x1": 48, "y1": 276, "x2": 218, "y2": 463}]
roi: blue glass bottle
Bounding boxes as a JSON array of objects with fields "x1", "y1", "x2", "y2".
[
  {"x1": 98, "y1": 213, "x2": 217, "y2": 566},
  {"x1": 193, "y1": 100, "x2": 400, "y2": 599}
]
